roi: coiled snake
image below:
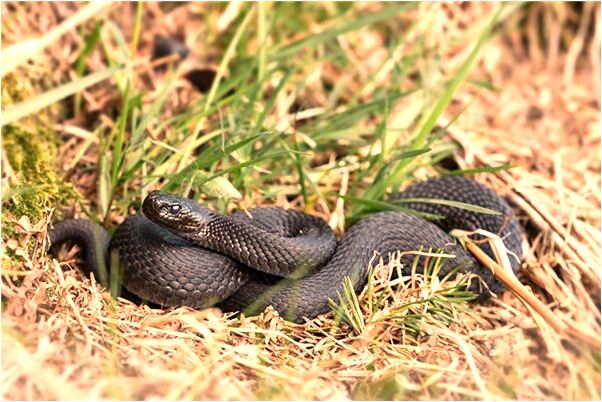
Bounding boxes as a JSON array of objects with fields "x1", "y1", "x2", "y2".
[{"x1": 49, "y1": 176, "x2": 523, "y2": 323}]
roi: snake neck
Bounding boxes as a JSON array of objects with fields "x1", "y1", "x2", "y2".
[{"x1": 184, "y1": 213, "x2": 334, "y2": 277}]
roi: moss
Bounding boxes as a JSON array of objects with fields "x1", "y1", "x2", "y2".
[
  {"x1": 1, "y1": 69, "x2": 79, "y2": 262},
  {"x1": 2, "y1": 124, "x2": 79, "y2": 233},
  {"x1": 2, "y1": 67, "x2": 80, "y2": 235},
  {"x1": 2, "y1": 72, "x2": 33, "y2": 106}
]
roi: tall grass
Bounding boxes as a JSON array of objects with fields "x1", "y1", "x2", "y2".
[
  {"x1": 3, "y1": 3, "x2": 509, "y2": 222},
  {"x1": 62, "y1": 2, "x2": 506, "y2": 226}
]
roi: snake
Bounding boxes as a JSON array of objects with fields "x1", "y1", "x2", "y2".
[{"x1": 48, "y1": 176, "x2": 523, "y2": 323}]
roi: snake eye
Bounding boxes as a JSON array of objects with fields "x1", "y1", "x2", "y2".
[{"x1": 169, "y1": 204, "x2": 181, "y2": 215}]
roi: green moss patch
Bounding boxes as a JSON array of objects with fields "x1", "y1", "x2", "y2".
[{"x1": 2, "y1": 124, "x2": 79, "y2": 232}]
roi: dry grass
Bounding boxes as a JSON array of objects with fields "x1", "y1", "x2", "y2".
[{"x1": 2, "y1": 2, "x2": 600, "y2": 400}]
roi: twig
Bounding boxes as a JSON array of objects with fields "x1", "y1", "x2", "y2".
[
  {"x1": 457, "y1": 231, "x2": 601, "y2": 350},
  {"x1": 444, "y1": 121, "x2": 600, "y2": 282}
]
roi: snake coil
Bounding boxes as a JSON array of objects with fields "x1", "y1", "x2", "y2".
[{"x1": 49, "y1": 176, "x2": 523, "y2": 323}]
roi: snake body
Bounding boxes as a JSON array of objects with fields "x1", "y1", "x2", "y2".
[{"x1": 49, "y1": 176, "x2": 523, "y2": 322}]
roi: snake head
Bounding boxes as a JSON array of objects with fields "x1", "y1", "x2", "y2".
[{"x1": 142, "y1": 190, "x2": 216, "y2": 234}]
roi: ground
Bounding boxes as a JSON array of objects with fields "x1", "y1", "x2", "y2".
[{"x1": 1, "y1": 2, "x2": 600, "y2": 400}]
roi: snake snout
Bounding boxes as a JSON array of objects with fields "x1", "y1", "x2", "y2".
[
  {"x1": 142, "y1": 191, "x2": 219, "y2": 237},
  {"x1": 142, "y1": 191, "x2": 198, "y2": 232}
]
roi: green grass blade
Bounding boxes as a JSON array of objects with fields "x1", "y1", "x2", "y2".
[
  {"x1": 163, "y1": 133, "x2": 269, "y2": 192},
  {"x1": 290, "y1": 136, "x2": 309, "y2": 205},
  {"x1": 393, "y1": 197, "x2": 502, "y2": 215},
  {"x1": 194, "y1": 151, "x2": 290, "y2": 188},
  {"x1": 75, "y1": 20, "x2": 104, "y2": 76},
  {"x1": 361, "y1": 6, "x2": 503, "y2": 202},
  {"x1": 340, "y1": 194, "x2": 445, "y2": 220},
  {"x1": 130, "y1": 1, "x2": 144, "y2": 58},
  {"x1": 204, "y1": 6, "x2": 254, "y2": 113},
  {"x1": 178, "y1": 5, "x2": 255, "y2": 171},
  {"x1": 311, "y1": 90, "x2": 415, "y2": 139},
  {"x1": 252, "y1": 68, "x2": 295, "y2": 136},
  {"x1": 411, "y1": 6, "x2": 499, "y2": 149},
  {"x1": 98, "y1": 144, "x2": 112, "y2": 219}
]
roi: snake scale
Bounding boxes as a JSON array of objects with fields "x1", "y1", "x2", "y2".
[{"x1": 48, "y1": 176, "x2": 523, "y2": 323}]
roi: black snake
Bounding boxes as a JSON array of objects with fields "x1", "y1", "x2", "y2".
[{"x1": 48, "y1": 176, "x2": 523, "y2": 323}]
